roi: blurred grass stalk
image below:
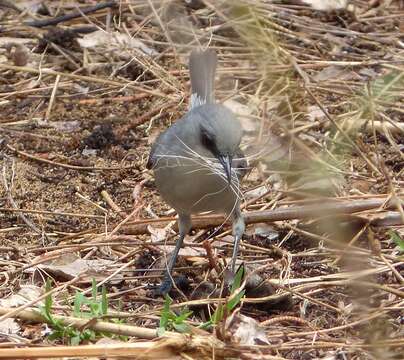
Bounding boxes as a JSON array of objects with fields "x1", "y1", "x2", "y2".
[{"x1": 221, "y1": 3, "x2": 402, "y2": 357}]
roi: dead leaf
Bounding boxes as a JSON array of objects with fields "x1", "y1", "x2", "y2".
[
  {"x1": 0, "y1": 37, "x2": 35, "y2": 47},
  {"x1": 245, "y1": 223, "x2": 279, "y2": 242},
  {"x1": 307, "y1": 105, "x2": 326, "y2": 122},
  {"x1": 51, "y1": 120, "x2": 81, "y2": 133},
  {"x1": 37, "y1": 257, "x2": 114, "y2": 280},
  {"x1": 0, "y1": 318, "x2": 20, "y2": 335},
  {"x1": 162, "y1": 245, "x2": 205, "y2": 258},
  {"x1": 0, "y1": 285, "x2": 42, "y2": 307},
  {"x1": 244, "y1": 185, "x2": 268, "y2": 200},
  {"x1": 211, "y1": 235, "x2": 234, "y2": 248},
  {"x1": 73, "y1": 83, "x2": 90, "y2": 94},
  {"x1": 8, "y1": 44, "x2": 29, "y2": 66},
  {"x1": 15, "y1": 0, "x2": 45, "y2": 13},
  {"x1": 302, "y1": 0, "x2": 347, "y2": 11},
  {"x1": 82, "y1": 148, "x2": 97, "y2": 156},
  {"x1": 312, "y1": 66, "x2": 355, "y2": 82},
  {"x1": 226, "y1": 313, "x2": 269, "y2": 345},
  {"x1": 148, "y1": 225, "x2": 168, "y2": 243},
  {"x1": 351, "y1": 179, "x2": 371, "y2": 193},
  {"x1": 186, "y1": 256, "x2": 209, "y2": 266},
  {"x1": 77, "y1": 30, "x2": 157, "y2": 56},
  {"x1": 23, "y1": 79, "x2": 41, "y2": 90}
]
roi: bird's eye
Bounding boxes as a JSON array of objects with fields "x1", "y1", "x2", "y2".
[{"x1": 200, "y1": 129, "x2": 216, "y2": 153}]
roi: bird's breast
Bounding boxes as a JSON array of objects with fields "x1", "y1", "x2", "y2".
[{"x1": 153, "y1": 155, "x2": 243, "y2": 215}]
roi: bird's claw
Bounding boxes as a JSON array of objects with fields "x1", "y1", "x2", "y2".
[{"x1": 155, "y1": 276, "x2": 173, "y2": 297}]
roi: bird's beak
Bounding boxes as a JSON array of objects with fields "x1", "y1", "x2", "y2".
[{"x1": 218, "y1": 155, "x2": 232, "y2": 185}]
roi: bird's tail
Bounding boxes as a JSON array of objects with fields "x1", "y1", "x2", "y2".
[{"x1": 189, "y1": 49, "x2": 217, "y2": 109}]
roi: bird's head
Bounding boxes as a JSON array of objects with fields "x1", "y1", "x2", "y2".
[{"x1": 198, "y1": 105, "x2": 243, "y2": 184}]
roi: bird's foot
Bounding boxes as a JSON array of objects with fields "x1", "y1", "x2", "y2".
[
  {"x1": 153, "y1": 274, "x2": 190, "y2": 297},
  {"x1": 155, "y1": 276, "x2": 173, "y2": 297}
]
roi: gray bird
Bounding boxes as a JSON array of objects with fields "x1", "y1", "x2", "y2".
[{"x1": 147, "y1": 49, "x2": 246, "y2": 294}]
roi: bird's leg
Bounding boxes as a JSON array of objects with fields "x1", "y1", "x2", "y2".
[
  {"x1": 159, "y1": 214, "x2": 192, "y2": 295},
  {"x1": 230, "y1": 206, "x2": 245, "y2": 273}
]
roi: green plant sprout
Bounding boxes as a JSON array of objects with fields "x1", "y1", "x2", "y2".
[
  {"x1": 389, "y1": 230, "x2": 404, "y2": 253},
  {"x1": 39, "y1": 278, "x2": 125, "y2": 345},
  {"x1": 200, "y1": 265, "x2": 246, "y2": 330},
  {"x1": 157, "y1": 266, "x2": 246, "y2": 334},
  {"x1": 158, "y1": 295, "x2": 193, "y2": 336}
]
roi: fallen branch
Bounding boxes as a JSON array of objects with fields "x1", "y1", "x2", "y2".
[
  {"x1": 0, "y1": 342, "x2": 178, "y2": 359},
  {"x1": 370, "y1": 211, "x2": 404, "y2": 227},
  {"x1": 0, "y1": 307, "x2": 241, "y2": 359},
  {"x1": 0, "y1": 306, "x2": 160, "y2": 339},
  {"x1": 123, "y1": 198, "x2": 401, "y2": 235},
  {"x1": 0, "y1": 333, "x2": 239, "y2": 359},
  {"x1": 24, "y1": 1, "x2": 117, "y2": 28}
]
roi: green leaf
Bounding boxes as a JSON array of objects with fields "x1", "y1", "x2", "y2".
[
  {"x1": 92, "y1": 278, "x2": 97, "y2": 302},
  {"x1": 173, "y1": 322, "x2": 190, "y2": 333},
  {"x1": 90, "y1": 302, "x2": 100, "y2": 317},
  {"x1": 70, "y1": 333, "x2": 81, "y2": 346},
  {"x1": 175, "y1": 309, "x2": 192, "y2": 324},
  {"x1": 157, "y1": 326, "x2": 165, "y2": 337},
  {"x1": 199, "y1": 320, "x2": 212, "y2": 330},
  {"x1": 159, "y1": 295, "x2": 172, "y2": 330},
  {"x1": 101, "y1": 286, "x2": 108, "y2": 315},
  {"x1": 40, "y1": 279, "x2": 55, "y2": 324},
  {"x1": 48, "y1": 331, "x2": 63, "y2": 341},
  {"x1": 111, "y1": 318, "x2": 125, "y2": 325},
  {"x1": 41, "y1": 281, "x2": 122, "y2": 344},
  {"x1": 372, "y1": 71, "x2": 403, "y2": 100},
  {"x1": 40, "y1": 307, "x2": 53, "y2": 323},
  {"x1": 73, "y1": 292, "x2": 84, "y2": 317},
  {"x1": 389, "y1": 230, "x2": 404, "y2": 252},
  {"x1": 211, "y1": 303, "x2": 224, "y2": 324},
  {"x1": 44, "y1": 279, "x2": 53, "y2": 315},
  {"x1": 227, "y1": 289, "x2": 245, "y2": 311},
  {"x1": 230, "y1": 266, "x2": 244, "y2": 294},
  {"x1": 81, "y1": 329, "x2": 96, "y2": 341}
]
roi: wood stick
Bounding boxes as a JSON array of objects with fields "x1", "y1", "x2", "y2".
[
  {"x1": 24, "y1": 1, "x2": 117, "y2": 28},
  {"x1": 0, "y1": 307, "x2": 159, "y2": 339},
  {"x1": 123, "y1": 197, "x2": 399, "y2": 235},
  {"x1": 0, "y1": 336, "x2": 240, "y2": 360}
]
